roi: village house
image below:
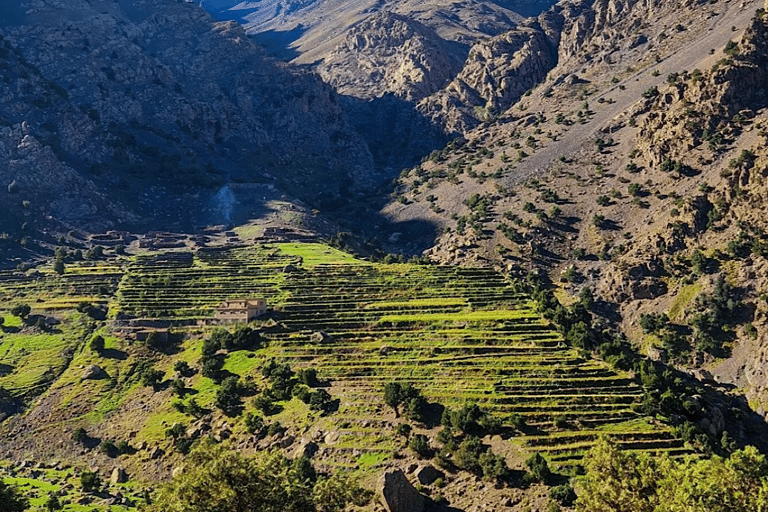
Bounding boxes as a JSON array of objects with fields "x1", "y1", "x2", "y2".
[{"x1": 214, "y1": 298, "x2": 267, "y2": 323}]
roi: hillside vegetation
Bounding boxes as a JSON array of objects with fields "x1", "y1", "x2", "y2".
[{"x1": 0, "y1": 240, "x2": 734, "y2": 511}]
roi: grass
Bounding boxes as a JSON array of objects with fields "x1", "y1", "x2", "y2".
[
  {"x1": 379, "y1": 309, "x2": 541, "y2": 324},
  {"x1": 274, "y1": 242, "x2": 364, "y2": 267},
  {"x1": 668, "y1": 282, "x2": 702, "y2": 321}
]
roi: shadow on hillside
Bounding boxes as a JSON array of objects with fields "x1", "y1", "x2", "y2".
[
  {"x1": 249, "y1": 27, "x2": 307, "y2": 61},
  {"x1": 340, "y1": 94, "x2": 449, "y2": 174},
  {"x1": 101, "y1": 348, "x2": 127, "y2": 361},
  {"x1": 0, "y1": 364, "x2": 13, "y2": 376}
]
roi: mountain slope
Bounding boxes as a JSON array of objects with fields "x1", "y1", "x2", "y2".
[
  {"x1": 0, "y1": 0, "x2": 374, "y2": 238},
  {"x1": 383, "y1": 0, "x2": 768, "y2": 413}
]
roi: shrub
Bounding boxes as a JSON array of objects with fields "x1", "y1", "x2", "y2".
[
  {"x1": 80, "y1": 470, "x2": 101, "y2": 492},
  {"x1": 395, "y1": 423, "x2": 412, "y2": 438},
  {"x1": 174, "y1": 360, "x2": 193, "y2": 377},
  {"x1": 550, "y1": 483, "x2": 576, "y2": 506},
  {"x1": 89, "y1": 335, "x2": 105, "y2": 354},
  {"x1": 100, "y1": 440, "x2": 118, "y2": 457},
  {"x1": 140, "y1": 367, "x2": 164, "y2": 389},
  {"x1": 526, "y1": 453, "x2": 551, "y2": 482},
  {"x1": 244, "y1": 412, "x2": 264, "y2": 435},
  {"x1": 409, "y1": 434, "x2": 431, "y2": 458}
]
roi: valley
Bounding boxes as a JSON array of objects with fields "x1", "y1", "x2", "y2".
[{"x1": 2, "y1": 0, "x2": 768, "y2": 509}]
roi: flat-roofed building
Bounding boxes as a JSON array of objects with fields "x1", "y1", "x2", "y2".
[{"x1": 214, "y1": 298, "x2": 267, "y2": 323}]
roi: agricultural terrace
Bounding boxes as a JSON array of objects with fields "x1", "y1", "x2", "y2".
[{"x1": 0, "y1": 242, "x2": 685, "y2": 475}]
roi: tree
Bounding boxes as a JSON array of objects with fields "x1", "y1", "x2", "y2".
[
  {"x1": 383, "y1": 382, "x2": 404, "y2": 417},
  {"x1": 89, "y1": 335, "x2": 105, "y2": 354},
  {"x1": 53, "y1": 258, "x2": 65, "y2": 275},
  {"x1": 0, "y1": 480, "x2": 29, "y2": 511},
  {"x1": 80, "y1": 470, "x2": 101, "y2": 492},
  {"x1": 215, "y1": 376, "x2": 242, "y2": 416},
  {"x1": 575, "y1": 437, "x2": 658, "y2": 512},
  {"x1": 144, "y1": 443, "x2": 368, "y2": 512},
  {"x1": 10, "y1": 304, "x2": 30, "y2": 320}
]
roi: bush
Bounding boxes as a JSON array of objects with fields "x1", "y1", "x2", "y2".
[
  {"x1": 409, "y1": 434, "x2": 431, "y2": 458},
  {"x1": 80, "y1": 470, "x2": 101, "y2": 492},
  {"x1": 89, "y1": 335, "x2": 105, "y2": 354},
  {"x1": 244, "y1": 412, "x2": 264, "y2": 435},
  {"x1": 140, "y1": 367, "x2": 164, "y2": 389},
  {"x1": 72, "y1": 427, "x2": 88, "y2": 444},
  {"x1": 550, "y1": 483, "x2": 577, "y2": 506},
  {"x1": 454, "y1": 436, "x2": 484, "y2": 474},
  {"x1": 526, "y1": 453, "x2": 551, "y2": 482},
  {"x1": 174, "y1": 360, "x2": 193, "y2": 377},
  {"x1": 479, "y1": 450, "x2": 509, "y2": 480},
  {"x1": 100, "y1": 440, "x2": 118, "y2": 457},
  {"x1": 395, "y1": 423, "x2": 412, "y2": 438}
]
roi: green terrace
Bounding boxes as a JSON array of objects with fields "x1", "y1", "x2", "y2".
[{"x1": 0, "y1": 242, "x2": 687, "y2": 473}]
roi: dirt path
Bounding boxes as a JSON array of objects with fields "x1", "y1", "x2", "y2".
[{"x1": 502, "y1": 0, "x2": 763, "y2": 187}]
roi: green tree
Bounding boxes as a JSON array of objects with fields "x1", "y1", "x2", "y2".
[
  {"x1": 575, "y1": 437, "x2": 660, "y2": 512},
  {"x1": 53, "y1": 258, "x2": 65, "y2": 275},
  {"x1": 215, "y1": 376, "x2": 242, "y2": 416},
  {"x1": 144, "y1": 443, "x2": 367, "y2": 512},
  {"x1": 0, "y1": 480, "x2": 29, "y2": 511},
  {"x1": 89, "y1": 335, "x2": 105, "y2": 354},
  {"x1": 383, "y1": 382, "x2": 404, "y2": 417},
  {"x1": 10, "y1": 304, "x2": 30, "y2": 320}
]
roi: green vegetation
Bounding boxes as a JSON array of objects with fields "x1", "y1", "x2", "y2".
[
  {"x1": 576, "y1": 438, "x2": 768, "y2": 511},
  {"x1": 145, "y1": 442, "x2": 369, "y2": 512}
]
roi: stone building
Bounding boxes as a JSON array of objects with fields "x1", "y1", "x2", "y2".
[{"x1": 214, "y1": 298, "x2": 267, "y2": 323}]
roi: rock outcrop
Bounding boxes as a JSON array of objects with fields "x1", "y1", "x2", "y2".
[
  {"x1": 378, "y1": 468, "x2": 424, "y2": 512},
  {"x1": 319, "y1": 12, "x2": 464, "y2": 102}
]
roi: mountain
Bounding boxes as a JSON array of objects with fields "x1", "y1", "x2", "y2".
[{"x1": 0, "y1": 0, "x2": 374, "y2": 240}]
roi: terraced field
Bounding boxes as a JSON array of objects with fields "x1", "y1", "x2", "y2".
[
  {"x1": 0, "y1": 243, "x2": 687, "y2": 476},
  {"x1": 262, "y1": 260, "x2": 688, "y2": 467},
  {"x1": 109, "y1": 243, "x2": 687, "y2": 467}
]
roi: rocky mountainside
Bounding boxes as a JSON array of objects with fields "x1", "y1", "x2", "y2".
[
  {"x1": 203, "y1": 0, "x2": 543, "y2": 63},
  {"x1": 0, "y1": 0, "x2": 374, "y2": 239},
  {"x1": 384, "y1": 0, "x2": 768, "y2": 415}
]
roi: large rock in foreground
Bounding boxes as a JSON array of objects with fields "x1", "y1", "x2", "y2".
[{"x1": 378, "y1": 468, "x2": 424, "y2": 512}]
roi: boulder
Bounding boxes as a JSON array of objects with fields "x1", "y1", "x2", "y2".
[
  {"x1": 293, "y1": 440, "x2": 319, "y2": 459},
  {"x1": 82, "y1": 365, "x2": 107, "y2": 380},
  {"x1": 110, "y1": 467, "x2": 128, "y2": 484},
  {"x1": 149, "y1": 447, "x2": 164, "y2": 460},
  {"x1": 415, "y1": 465, "x2": 445, "y2": 486},
  {"x1": 378, "y1": 468, "x2": 424, "y2": 512},
  {"x1": 310, "y1": 331, "x2": 332, "y2": 343}
]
